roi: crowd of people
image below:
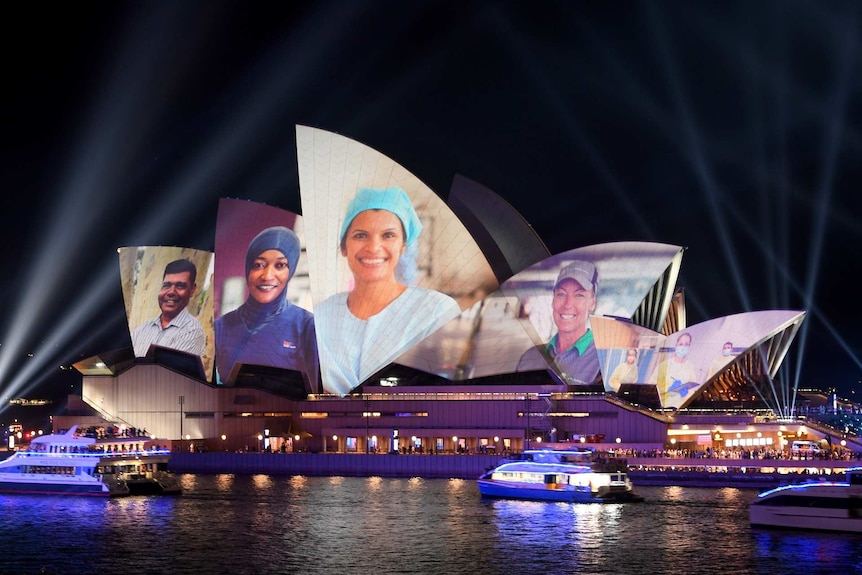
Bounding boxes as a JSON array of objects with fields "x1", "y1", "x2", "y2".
[{"x1": 613, "y1": 446, "x2": 862, "y2": 461}]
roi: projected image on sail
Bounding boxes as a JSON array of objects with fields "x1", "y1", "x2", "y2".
[
  {"x1": 501, "y1": 242, "x2": 683, "y2": 387},
  {"x1": 296, "y1": 126, "x2": 497, "y2": 395},
  {"x1": 593, "y1": 310, "x2": 807, "y2": 409},
  {"x1": 120, "y1": 246, "x2": 215, "y2": 380},
  {"x1": 213, "y1": 198, "x2": 318, "y2": 396}
]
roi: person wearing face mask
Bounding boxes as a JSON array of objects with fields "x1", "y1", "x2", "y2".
[
  {"x1": 315, "y1": 186, "x2": 461, "y2": 396},
  {"x1": 608, "y1": 348, "x2": 640, "y2": 391},
  {"x1": 516, "y1": 261, "x2": 601, "y2": 386},
  {"x1": 215, "y1": 226, "x2": 319, "y2": 392},
  {"x1": 706, "y1": 341, "x2": 735, "y2": 380},
  {"x1": 654, "y1": 332, "x2": 699, "y2": 405}
]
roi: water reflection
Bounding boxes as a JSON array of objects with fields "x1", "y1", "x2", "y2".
[
  {"x1": 366, "y1": 475, "x2": 383, "y2": 492},
  {"x1": 289, "y1": 474, "x2": 308, "y2": 490},
  {"x1": 752, "y1": 529, "x2": 862, "y2": 574},
  {"x1": 214, "y1": 473, "x2": 235, "y2": 492},
  {"x1": 2, "y1": 480, "x2": 861, "y2": 575},
  {"x1": 251, "y1": 473, "x2": 274, "y2": 490}
]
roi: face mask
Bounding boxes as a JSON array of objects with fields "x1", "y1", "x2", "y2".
[
  {"x1": 722, "y1": 349, "x2": 731, "y2": 357},
  {"x1": 675, "y1": 346, "x2": 690, "y2": 359}
]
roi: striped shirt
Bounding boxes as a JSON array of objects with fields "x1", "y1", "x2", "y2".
[{"x1": 132, "y1": 307, "x2": 206, "y2": 357}]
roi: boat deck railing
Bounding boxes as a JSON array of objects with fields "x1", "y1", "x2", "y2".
[{"x1": 13, "y1": 448, "x2": 172, "y2": 459}]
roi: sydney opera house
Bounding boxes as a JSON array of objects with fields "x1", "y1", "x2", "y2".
[{"x1": 58, "y1": 126, "x2": 807, "y2": 455}]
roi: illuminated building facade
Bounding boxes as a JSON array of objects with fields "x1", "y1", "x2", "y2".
[{"x1": 59, "y1": 127, "x2": 806, "y2": 453}]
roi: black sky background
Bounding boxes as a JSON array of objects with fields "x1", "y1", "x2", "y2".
[{"x1": 2, "y1": 1, "x2": 860, "y2": 413}]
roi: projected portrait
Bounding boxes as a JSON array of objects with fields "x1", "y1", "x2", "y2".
[
  {"x1": 707, "y1": 341, "x2": 737, "y2": 380},
  {"x1": 609, "y1": 348, "x2": 640, "y2": 389},
  {"x1": 313, "y1": 186, "x2": 461, "y2": 395},
  {"x1": 626, "y1": 310, "x2": 806, "y2": 409},
  {"x1": 488, "y1": 242, "x2": 683, "y2": 384},
  {"x1": 213, "y1": 199, "x2": 318, "y2": 394},
  {"x1": 121, "y1": 246, "x2": 215, "y2": 380},
  {"x1": 297, "y1": 125, "x2": 498, "y2": 395},
  {"x1": 516, "y1": 260, "x2": 601, "y2": 385},
  {"x1": 592, "y1": 316, "x2": 663, "y2": 396},
  {"x1": 653, "y1": 331, "x2": 699, "y2": 404}
]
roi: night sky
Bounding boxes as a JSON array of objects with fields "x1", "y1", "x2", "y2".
[{"x1": 2, "y1": 1, "x2": 860, "y2": 412}]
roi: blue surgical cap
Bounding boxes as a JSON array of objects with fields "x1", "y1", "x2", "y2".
[
  {"x1": 245, "y1": 226, "x2": 301, "y2": 281},
  {"x1": 339, "y1": 186, "x2": 423, "y2": 248}
]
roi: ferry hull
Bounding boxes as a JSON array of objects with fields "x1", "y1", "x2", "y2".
[
  {"x1": 477, "y1": 449, "x2": 642, "y2": 504},
  {"x1": 478, "y1": 479, "x2": 639, "y2": 503},
  {"x1": 0, "y1": 479, "x2": 111, "y2": 496},
  {"x1": 750, "y1": 506, "x2": 862, "y2": 533},
  {"x1": 749, "y1": 475, "x2": 862, "y2": 533}
]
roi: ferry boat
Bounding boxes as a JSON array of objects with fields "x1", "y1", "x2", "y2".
[
  {"x1": 749, "y1": 467, "x2": 862, "y2": 532},
  {"x1": 477, "y1": 448, "x2": 642, "y2": 503},
  {"x1": 0, "y1": 426, "x2": 181, "y2": 497}
]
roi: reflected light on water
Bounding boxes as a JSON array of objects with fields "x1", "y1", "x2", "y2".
[
  {"x1": 447, "y1": 477, "x2": 466, "y2": 493},
  {"x1": 251, "y1": 473, "x2": 273, "y2": 490},
  {"x1": 179, "y1": 473, "x2": 200, "y2": 492},
  {"x1": 6, "y1": 479, "x2": 862, "y2": 575},
  {"x1": 718, "y1": 486, "x2": 746, "y2": 503},
  {"x1": 214, "y1": 473, "x2": 235, "y2": 491},
  {"x1": 289, "y1": 475, "x2": 308, "y2": 490},
  {"x1": 366, "y1": 476, "x2": 383, "y2": 492},
  {"x1": 664, "y1": 485, "x2": 685, "y2": 500}
]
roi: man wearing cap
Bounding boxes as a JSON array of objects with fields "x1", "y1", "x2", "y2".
[
  {"x1": 516, "y1": 260, "x2": 601, "y2": 386},
  {"x1": 132, "y1": 259, "x2": 206, "y2": 357}
]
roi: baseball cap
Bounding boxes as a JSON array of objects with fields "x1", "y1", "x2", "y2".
[{"x1": 554, "y1": 261, "x2": 598, "y2": 292}]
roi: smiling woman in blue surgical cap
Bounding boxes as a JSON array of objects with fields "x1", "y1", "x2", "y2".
[{"x1": 315, "y1": 186, "x2": 461, "y2": 395}]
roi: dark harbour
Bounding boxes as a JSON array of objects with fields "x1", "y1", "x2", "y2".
[{"x1": 3, "y1": 473, "x2": 862, "y2": 575}]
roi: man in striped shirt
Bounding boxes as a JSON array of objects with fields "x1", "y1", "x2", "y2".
[{"x1": 132, "y1": 259, "x2": 205, "y2": 357}]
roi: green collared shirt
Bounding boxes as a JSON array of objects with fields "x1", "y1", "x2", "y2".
[{"x1": 546, "y1": 329, "x2": 594, "y2": 358}]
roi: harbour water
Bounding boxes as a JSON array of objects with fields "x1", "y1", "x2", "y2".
[{"x1": 1, "y1": 474, "x2": 861, "y2": 575}]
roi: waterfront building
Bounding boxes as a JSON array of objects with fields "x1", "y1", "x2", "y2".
[{"x1": 53, "y1": 127, "x2": 832, "y2": 457}]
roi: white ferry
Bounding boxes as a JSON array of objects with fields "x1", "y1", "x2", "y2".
[
  {"x1": 0, "y1": 426, "x2": 181, "y2": 497},
  {"x1": 749, "y1": 467, "x2": 862, "y2": 532},
  {"x1": 478, "y1": 448, "x2": 642, "y2": 503}
]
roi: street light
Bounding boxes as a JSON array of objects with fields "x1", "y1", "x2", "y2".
[{"x1": 178, "y1": 395, "x2": 185, "y2": 453}]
